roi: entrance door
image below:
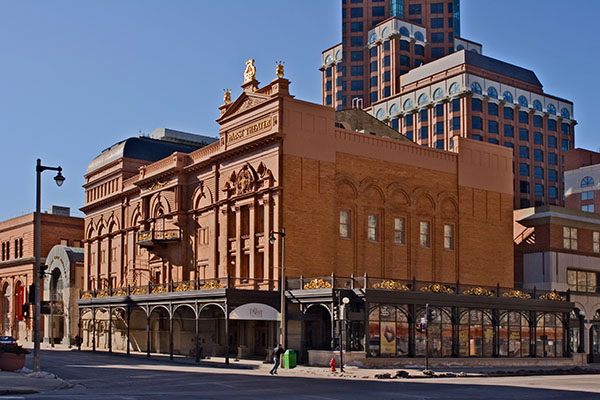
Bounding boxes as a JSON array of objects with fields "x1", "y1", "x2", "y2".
[
  {"x1": 591, "y1": 325, "x2": 600, "y2": 363},
  {"x1": 254, "y1": 322, "x2": 269, "y2": 356}
]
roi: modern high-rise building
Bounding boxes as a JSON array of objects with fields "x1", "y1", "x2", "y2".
[
  {"x1": 366, "y1": 51, "x2": 575, "y2": 209},
  {"x1": 322, "y1": 1, "x2": 576, "y2": 209},
  {"x1": 322, "y1": 0, "x2": 463, "y2": 110}
]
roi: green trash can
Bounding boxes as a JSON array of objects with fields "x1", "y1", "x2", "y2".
[{"x1": 283, "y1": 349, "x2": 296, "y2": 369}]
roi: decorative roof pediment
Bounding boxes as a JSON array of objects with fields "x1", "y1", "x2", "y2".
[{"x1": 217, "y1": 90, "x2": 272, "y2": 122}]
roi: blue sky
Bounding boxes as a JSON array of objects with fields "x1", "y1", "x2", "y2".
[{"x1": 0, "y1": 0, "x2": 598, "y2": 221}]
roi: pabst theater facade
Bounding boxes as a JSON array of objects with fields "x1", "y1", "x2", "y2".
[{"x1": 78, "y1": 62, "x2": 576, "y2": 366}]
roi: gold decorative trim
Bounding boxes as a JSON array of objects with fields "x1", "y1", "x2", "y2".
[
  {"x1": 539, "y1": 290, "x2": 566, "y2": 301},
  {"x1": 113, "y1": 289, "x2": 127, "y2": 296},
  {"x1": 175, "y1": 283, "x2": 194, "y2": 292},
  {"x1": 463, "y1": 287, "x2": 495, "y2": 297},
  {"x1": 303, "y1": 279, "x2": 332, "y2": 290},
  {"x1": 419, "y1": 283, "x2": 454, "y2": 294},
  {"x1": 148, "y1": 180, "x2": 169, "y2": 191},
  {"x1": 502, "y1": 289, "x2": 531, "y2": 299},
  {"x1": 81, "y1": 292, "x2": 93, "y2": 299},
  {"x1": 96, "y1": 290, "x2": 109, "y2": 298},
  {"x1": 372, "y1": 280, "x2": 409, "y2": 291},
  {"x1": 151, "y1": 285, "x2": 168, "y2": 294},
  {"x1": 132, "y1": 287, "x2": 148, "y2": 296},
  {"x1": 200, "y1": 280, "x2": 224, "y2": 290}
]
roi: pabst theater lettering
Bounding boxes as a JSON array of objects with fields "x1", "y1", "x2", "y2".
[{"x1": 227, "y1": 117, "x2": 272, "y2": 143}]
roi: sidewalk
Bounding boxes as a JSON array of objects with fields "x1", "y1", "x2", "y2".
[
  {"x1": 0, "y1": 369, "x2": 73, "y2": 395},
  {"x1": 2, "y1": 344, "x2": 599, "y2": 396}
]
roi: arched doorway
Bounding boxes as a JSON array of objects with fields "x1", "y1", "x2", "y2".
[
  {"x1": 172, "y1": 305, "x2": 196, "y2": 357},
  {"x1": 149, "y1": 307, "x2": 170, "y2": 354},
  {"x1": 49, "y1": 269, "x2": 65, "y2": 344},
  {"x1": 79, "y1": 308, "x2": 93, "y2": 348},
  {"x1": 569, "y1": 308, "x2": 585, "y2": 354},
  {"x1": 304, "y1": 305, "x2": 332, "y2": 351},
  {"x1": 110, "y1": 307, "x2": 128, "y2": 352},
  {"x1": 129, "y1": 307, "x2": 148, "y2": 353},
  {"x1": 198, "y1": 304, "x2": 225, "y2": 357},
  {"x1": 94, "y1": 308, "x2": 110, "y2": 350},
  {"x1": 590, "y1": 309, "x2": 600, "y2": 363}
]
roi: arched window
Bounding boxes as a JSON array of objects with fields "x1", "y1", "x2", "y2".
[
  {"x1": 325, "y1": 55, "x2": 333, "y2": 64},
  {"x1": 417, "y1": 93, "x2": 428, "y2": 105},
  {"x1": 470, "y1": 82, "x2": 482, "y2": 94},
  {"x1": 433, "y1": 88, "x2": 444, "y2": 100},
  {"x1": 375, "y1": 108, "x2": 386, "y2": 120},
  {"x1": 518, "y1": 95, "x2": 528, "y2": 107},
  {"x1": 335, "y1": 50, "x2": 343, "y2": 61},
  {"x1": 503, "y1": 91, "x2": 514, "y2": 103},
  {"x1": 369, "y1": 32, "x2": 378, "y2": 44},
  {"x1": 381, "y1": 27, "x2": 391, "y2": 38},
  {"x1": 561, "y1": 107, "x2": 570, "y2": 119},
  {"x1": 414, "y1": 31, "x2": 424, "y2": 42},
  {"x1": 533, "y1": 100, "x2": 543, "y2": 111},
  {"x1": 547, "y1": 104, "x2": 556, "y2": 115},
  {"x1": 456, "y1": 44, "x2": 465, "y2": 51},
  {"x1": 399, "y1": 26, "x2": 410, "y2": 37},
  {"x1": 389, "y1": 103, "x2": 400, "y2": 115},
  {"x1": 449, "y1": 82, "x2": 460, "y2": 95},
  {"x1": 581, "y1": 176, "x2": 595, "y2": 188},
  {"x1": 403, "y1": 98, "x2": 414, "y2": 110},
  {"x1": 487, "y1": 87, "x2": 498, "y2": 99}
]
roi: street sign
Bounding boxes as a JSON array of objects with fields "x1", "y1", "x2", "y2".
[{"x1": 40, "y1": 301, "x2": 51, "y2": 315}]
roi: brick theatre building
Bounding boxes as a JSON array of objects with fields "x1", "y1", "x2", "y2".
[{"x1": 78, "y1": 62, "x2": 575, "y2": 366}]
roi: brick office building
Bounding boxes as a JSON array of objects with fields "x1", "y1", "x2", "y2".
[
  {"x1": 515, "y1": 205, "x2": 600, "y2": 362},
  {"x1": 78, "y1": 64, "x2": 574, "y2": 366},
  {"x1": 367, "y1": 51, "x2": 575, "y2": 210},
  {"x1": 0, "y1": 208, "x2": 83, "y2": 341}
]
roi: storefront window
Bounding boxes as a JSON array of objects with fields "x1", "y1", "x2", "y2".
[
  {"x1": 368, "y1": 305, "x2": 408, "y2": 357},
  {"x1": 536, "y1": 313, "x2": 563, "y2": 357},
  {"x1": 459, "y1": 309, "x2": 493, "y2": 357},
  {"x1": 415, "y1": 307, "x2": 452, "y2": 357},
  {"x1": 498, "y1": 311, "x2": 530, "y2": 357}
]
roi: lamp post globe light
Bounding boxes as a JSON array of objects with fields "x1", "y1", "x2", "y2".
[
  {"x1": 269, "y1": 228, "x2": 286, "y2": 349},
  {"x1": 34, "y1": 159, "x2": 65, "y2": 372}
]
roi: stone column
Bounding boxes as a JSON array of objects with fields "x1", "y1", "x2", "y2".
[
  {"x1": 235, "y1": 205, "x2": 242, "y2": 285},
  {"x1": 249, "y1": 202, "x2": 256, "y2": 284},
  {"x1": 263, "y1": 195, "x2": 271, "y2": 284},
  {"x1": 218, "y1": 205, "x2": 229, "y2": 278}
]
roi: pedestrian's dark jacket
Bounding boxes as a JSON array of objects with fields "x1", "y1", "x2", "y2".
[{"x1": 274, "y1": 346, "x2": 284, "y2": 357}]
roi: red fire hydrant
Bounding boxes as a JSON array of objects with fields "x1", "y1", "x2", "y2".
[{"x1": 330, "y1": 357, "x2": 336, "y2": 372}]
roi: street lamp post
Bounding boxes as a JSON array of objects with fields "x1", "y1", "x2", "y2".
[
  {"x1": 34, "y1": 159, "x2": 65, "y2": 372},
  {"x1": 340, "y1": 296, "x2": 350, "y2": 373},
  {"x1": 269, "y1": 228, "x2": 286, "y2": 349}
]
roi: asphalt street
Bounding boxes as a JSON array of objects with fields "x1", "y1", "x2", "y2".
[{"x1": 15, "y1": 349, "x2": 600, "y2": 400}]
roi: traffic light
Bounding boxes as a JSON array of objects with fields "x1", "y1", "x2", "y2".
[
  {"x1": 22, "y1": 303, "x2": 30, "y2": 319},
  {"x1": 39, "y1": 264, "x2": 48, "y2": 279},
  {"x1": 29, "y1": 284, "x2": 35, "y2": 303}
]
